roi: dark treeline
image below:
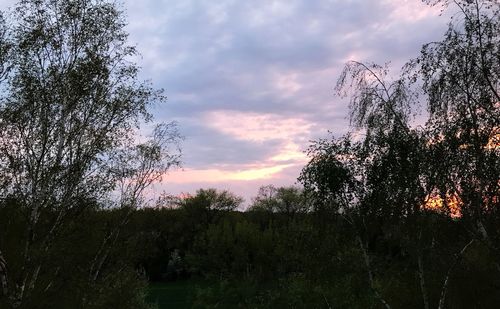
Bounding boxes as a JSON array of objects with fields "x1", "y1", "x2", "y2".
[
  {"x1": 0, "y1": 0, "x2": 499, "y2": 308},
  {"x1": 2, "y1": 187, "x2": 499, "y2": 308},
  {"x1": 121, "y1": 194, "x2": 500, "y2": 308}
]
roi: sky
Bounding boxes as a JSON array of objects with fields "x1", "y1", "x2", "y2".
[{"x1": 0, "y1": 0, "x2": 451, "y2": 206}]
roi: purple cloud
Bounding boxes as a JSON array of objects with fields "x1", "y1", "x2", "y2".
[{"x1": 0, "y1": 0, "x2": 449, "y2": 204}]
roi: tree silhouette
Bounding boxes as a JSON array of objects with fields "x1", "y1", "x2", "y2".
[
  {"x1": 302, "y1": 1, "x2": 499, "y2": 307},
  {"x1": 0, "y1": 0, "x2": 180, "y2": 307}
]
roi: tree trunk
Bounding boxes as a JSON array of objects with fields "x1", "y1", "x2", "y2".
[
  {"x1": 357, "y1": 236, "x2": 392, "y2": 309},
  {"x1": 438, "y1": 239, "x2": 475, "y2": 309},
  {"x1": 417, "y1": 254, "x2": 430, "y2": 309},
  {"x1": 0, "y1": 249, "x2": 8, "y2": 297}
]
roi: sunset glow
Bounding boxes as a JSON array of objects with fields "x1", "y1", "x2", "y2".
[
  {"x1": 486, "y1": 129, "x2": 500, "y2": 150},
  {"x1": 423, "y1": 191, "x2": 462, "y2": 218},
  {"x1": 168, "y1": 164, "x2": 294, "y2": 184},
  {"x1": 117, "y1": 0, "x2": 449, "y2": 200},
  {"x1": 0, "y1": 0, "x2": 498, "y2": 306}
]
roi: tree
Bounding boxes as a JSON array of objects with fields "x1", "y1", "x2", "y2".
[
  {"x1": 300, "y1": 133, "x2": 398, "y2": 309},
  {"x1": 299, "y1": 135, "x2": 361, "y2": 215},
  {"x1": 302, "y1": 1, "x2": 499, "y2": 307},
  {"x1": 180, "y1": 188, "x2": 243, "y2": 225},
  {"x1": 0, "y1": 0, "x2": 180, "y2": 307},
  {"x1": 410, "y1": 2, "x2": 500, "y2": 305},
  {"x1": 249, "y1": 185, "x2": 310, "y2": 217},
  {"x1": 411, "y1": 0, "x2": 499, "y2": 240}
]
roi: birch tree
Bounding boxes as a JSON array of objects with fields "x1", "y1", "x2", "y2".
[{"x1": 0, "y1": 0, "x2": 180, "y2": 307}]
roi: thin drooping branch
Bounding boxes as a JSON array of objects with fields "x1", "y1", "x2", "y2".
[{"x1": 336, "y1": 60, "x2": 411, "y2": 133}]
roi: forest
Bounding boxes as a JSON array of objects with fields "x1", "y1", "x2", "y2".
[{"x1": 0, "y1": 0, "x2": 499, "y2": 308}]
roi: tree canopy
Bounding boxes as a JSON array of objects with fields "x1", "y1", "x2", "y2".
[
  {"x1": 0, "y1": 0, "x2": 498, "y2": 308},
  {"x1": 0, "y1": 0, "x2": 180, "y2": 307}
]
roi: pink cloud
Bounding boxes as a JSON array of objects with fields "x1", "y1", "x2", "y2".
[
  {"x1": 384, "y1": 0, "x2": 442, "y2": 23},
  {"x1": 165, "y1": 163, "x2": 295, "y2": 184},
  {"x1": 204, "y1": 110, "x2": 312, "y2": 142}
]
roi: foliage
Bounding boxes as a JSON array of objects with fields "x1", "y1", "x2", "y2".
[
  {"x1": 0, "y1": 0, "x2": 180, "y2": 307},
  {"x1": 0, "y1": 0, "x2": 498, "y2": 308},
  {"x1": 299, "y1": 1, "x2": 499, "y2": 308},
  {"x1": 249, "y1": 185, "x2": 310, "y2": 215}
]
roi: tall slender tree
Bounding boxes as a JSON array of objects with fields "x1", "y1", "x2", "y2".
[{"x1": 0, "y1": 0, "x2": 180, "y2": 307}]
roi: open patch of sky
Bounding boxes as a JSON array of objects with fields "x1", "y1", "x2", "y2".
[{"x1": 0, "y1": 0, "x2": 451, "y2": 205}]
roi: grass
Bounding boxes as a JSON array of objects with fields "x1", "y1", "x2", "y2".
[{"x1": 146, "y1": 280, "x2": 205, "y2": 309}]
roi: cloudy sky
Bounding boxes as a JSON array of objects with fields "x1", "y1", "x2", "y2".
[
  {"x1": 122, "y1": 0, "x2": 451, "y2": 205},
  {"x1": 1, "y1": 0, "x2": 451, "y2": 205}
]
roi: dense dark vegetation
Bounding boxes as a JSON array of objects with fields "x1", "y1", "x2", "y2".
[
  {"x1": 0, "y1": 0, "x2": 499, "y2": 308},
  {"x1": 2, "y1": 190, "x2": 499, "y2": 308}
]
